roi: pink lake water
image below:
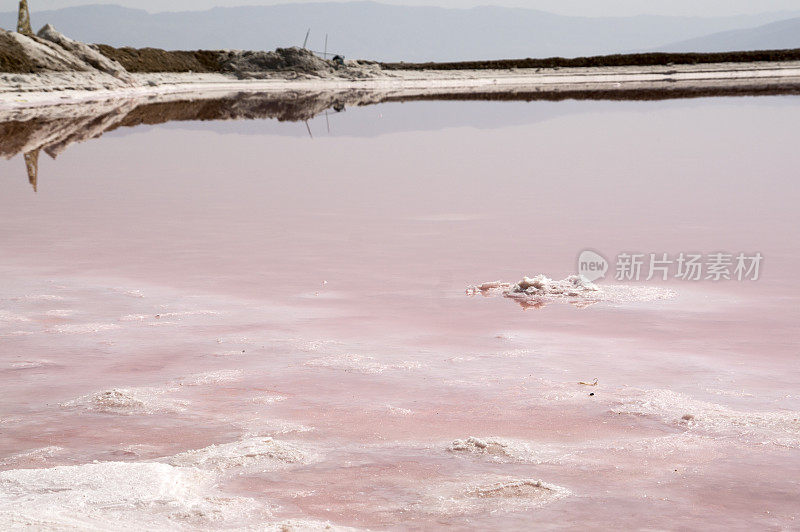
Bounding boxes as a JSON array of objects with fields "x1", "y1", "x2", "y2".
[{"x1": 1, "y1": 96, "x2": 799, "y2": 530}]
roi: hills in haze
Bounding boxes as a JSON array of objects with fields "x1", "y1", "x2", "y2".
[
  {"x1": 2, "y1": 2, "x2": 800, "y2": 62},
  {"x1": 657, "y1": 16, "x2": 800, "y2": 53}
]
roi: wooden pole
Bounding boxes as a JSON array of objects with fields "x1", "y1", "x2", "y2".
[
  {"x1": 17, "y1": 0, "x2": 33, "y2": 36},
  {"x1": 303, "y1": 29, "x2": 310, "y2": 49}
]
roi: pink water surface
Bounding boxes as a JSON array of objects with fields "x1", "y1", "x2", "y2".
[{"x1": 1, "y1": 97, "x2": 799, "y2": 530}]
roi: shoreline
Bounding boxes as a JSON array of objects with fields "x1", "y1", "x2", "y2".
[{"x1": 3, "y1": 60, "x2": 800, "y2": 110}]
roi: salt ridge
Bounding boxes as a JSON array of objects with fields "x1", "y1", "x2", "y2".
[{"x1": 468, "y1": 274, "x2": 676, "y2": 308}]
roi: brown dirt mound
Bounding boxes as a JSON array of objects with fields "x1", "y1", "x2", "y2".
[
  {"x1": 94, "y1": 44, "x2": 222, "y2": 73},
  {"x1": 217, "y1": 47, "x2": 335, "y2": 78},
  {"x1": 381, "y1": 49, "x2": 800, "y2": 70},
  {"x1": 94, "y1": 45, "x2": 335, "y2": 78},
  {"x1": 0, "y1": 31, "x2": 38, "y2": 73}
]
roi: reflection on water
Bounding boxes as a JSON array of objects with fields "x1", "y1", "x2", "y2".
[
  {"x1": 22, "y1": 148, "x2": 39, "y2": 192},
  {"x1": 4, "y1": 81, "x2": 800, "y2": 190}
]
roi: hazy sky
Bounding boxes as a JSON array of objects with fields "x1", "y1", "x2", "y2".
[{"x1": 21, "y1": 0, "x2": 800, "y2": 17}]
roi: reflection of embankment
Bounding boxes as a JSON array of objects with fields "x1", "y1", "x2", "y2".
[
  {"x1": 0, "y1": 90, "x2": 373, "y2": 190},
  {"x1": 0, "y1": 90, "x2": 366, "y2": 160},
  {"x1": 4, "y1": 78, "x2": 800, "y2": 190},
  {"x1": 379, "y1": 82, "x2": 800, "y2": 103}
]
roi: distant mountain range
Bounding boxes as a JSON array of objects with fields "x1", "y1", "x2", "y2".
[
  {"x1": 658, "y1": 16, "x2": 800, "y2": 53},
  {"x1": 2, "y1": 3, "x2": 800, "y2": 62}
]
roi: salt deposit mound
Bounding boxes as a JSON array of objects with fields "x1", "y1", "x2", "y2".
[
  {"x1": 60, "y1": 387, "x2": 186, "y2": 415},
  {"x1": 424, "y1": 476, "x2": 571, "y2": 516},
  {"x1": 469, "y1": 479, "x2": 564, "y2": 500},
  {"x1": 448, "y1": 436, "x2": 544, "y2": 463},
  {"x1": 0, "y1": 461, "x2": 262, "y2": 529},
  {"x1": 37, "y1": 24, "x2": 132, "y2": 82},
  {"x1": 218, "y1": 47, "x2": 334, "y2": 79},
  {"x1": 0, "y1": 25, "x2": 131, "y2": 87},
  {"x1": 167, "y1": 436, "x2": 317, "y2": 472},
  {"x1": 262, "y1": 519, "x2": 366, "y2": 531},
  {"x1": 467, "y1": 274, "x2": 676, "y2": 309},
  {"x1": 614, "y1": 388, "x2": 800, "y2": 447}
]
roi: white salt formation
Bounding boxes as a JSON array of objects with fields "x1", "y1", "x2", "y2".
[
  {"x1": 449, "y1": 437, "x2": 519, "y2": 459},
  {"x1": 167, "y1": 437, "x2": 316, "y2": 472},
  {"x1": 60, "y1": 387, "x2": 186, "y2": 415},
  {"x1": 50, "y1": 322, "x2": 120, "y2": 333},
  {"x1": 304, "y1": 353, "x2": 421, "y2": 374},
  {"x1": 467, "y1": 274, "x2": 676, "y2": 308},
  {"x1": 262, "y1": 519, "x2": 366, "y2": 531},
  {"x1": 469, "y1": 479, "x2": 566, "y2": 500},
  {"x1": 425, "y1": 476, "x2": 571, "y2": 516},
  {"x1": 448, "y1": 437, "x2": 551, "y2": 463},
  {"x1": 179, "y1": 369, "x2": 244, "y2": 386},
  {"x1": 0, "y1": 461, "x2": 263, "y2": 530},
  {"x1": 0, "y1": 446, "x2": 66, "y2": 469},
  {"x1": 37, "y1": 24, "x2": 133, "y2": 83},
  {"x1": 614, "y1": 388, "x2": 800, "y2": 448}
]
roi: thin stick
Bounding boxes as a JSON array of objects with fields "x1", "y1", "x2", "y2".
[
  {"x1": 303, "y1": 28, "x2": 310, "y2": 49},
  {"x1": 324, "y1": 34, "x2": 328, "y2": 59}
]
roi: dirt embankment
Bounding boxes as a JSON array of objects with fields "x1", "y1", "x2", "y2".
[
  {"x1": 1, "y1": 25, "x2": 377, "y2": 80},
  {"x1": 0, "y1": 24, "x2": 130, "y2": 85},
  {"x1": 380, "y1": 49, "x2": 800, "y2": 70},
  {"x1": 96, "y1": 44, "x2": 380, "y2": 79},
  {"x1": 0, "y1": 30, "x2": 38, "y2": 73},
  {"x1": 93, "y1": 45, "x2": 222, "y2": 73}
]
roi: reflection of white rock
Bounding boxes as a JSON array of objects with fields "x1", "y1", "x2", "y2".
[
  {"x1": 0, "y1": 461, "x2": 263, "y2": 530},
  {"x1": 167, "y1": 437, "x2": 317, "y2": 472}
]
